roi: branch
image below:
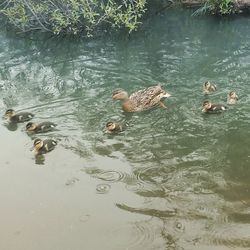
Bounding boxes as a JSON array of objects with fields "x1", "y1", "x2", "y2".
[{"x1": 22, "y1": 0, "x2": 52, "y2": 32}]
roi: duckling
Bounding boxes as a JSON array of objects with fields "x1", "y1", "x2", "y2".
[
  {"x1": 203, "y1": 81, "x2": 217, "y2": 94},
  {"x1": 112, "y1": 85, "x2": 171, "y2": 112},
  {"x1": 202, "y1": 100, "x2": 227, "y2": 113},
  {"x1": 32, "y1": 138, "x2": 57, "y2": 155},
  {"x1": 26, "y1": 121, "x2": 57, "y2": 133},
  {"x1": 227, "y1": 91, "x2": 239, "y2": 105},
  {"x1": 4, "y1": 109, "x2": 34, "y2": 123},
  {"x1": 104, "y1": 121, "x2": 128, "y2": 134}
]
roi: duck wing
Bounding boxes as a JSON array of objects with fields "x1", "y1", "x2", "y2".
[{"x1": 129, "y1": 86, "x2": 167, "y2": 110}]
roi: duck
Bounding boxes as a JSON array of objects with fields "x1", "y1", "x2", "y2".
[
  {"x1": 26, "y1": 121, "x2": 57, "y2": 133},
  {"x1": 4, "y1": 109, "x2": 34, "y2": 122},
  {"x1": 227, "y1": 91, "x2": 239, "y2": 105},
  {"x1": 32, "y1": 138, "x2": 57, "y2": 155},
  {"x1": 112, "y1": 85, "x2": 171, "y2": 112},
  {"x1": 202, "y1": 100, "x2": 228, "y2": 113},
  {"x1": 104, "y1": 121, "x2": 128, "y2": 134},
  {"x1": 203, "y1": 81, "x2": 217, "y2": 94}
]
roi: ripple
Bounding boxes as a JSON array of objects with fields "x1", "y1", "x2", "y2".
[
  {"x1": 79, "y1": 214, "x2": 90, "y2": 223},
  {"x1": 136, "y1": 166, "x2": 172, "y2": 185},
  {"x1": 65, "y1": 177, "x2": 80, "y2": 186},
  {"x1": 96, "y1": 183, "x2": 111, "y2": 194},
  {"x1": 174, "y1": 221, "x2": 185, "y2": 233},
  {"x1": 84, "y1": 168, "x2": 124, "y2": 183},
  {"x1": 125, "y1": 182, "x2": 144, "y2": 192},
  {"x1": 206, "y1": 223, "x2": 250, "y2": 248},
  {"x1": 109, "y1": 220, "x2": 161, "y2": 250}
]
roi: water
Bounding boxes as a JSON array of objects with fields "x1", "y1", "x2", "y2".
[{"x1": 1, "y1": 9, "x2": 250, "y2": 250}]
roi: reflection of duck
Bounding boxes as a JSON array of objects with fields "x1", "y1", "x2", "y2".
[
  {"x1": 104, "y1": 121, "x2": 128, "y2": 134},
  {"x1": 203, "y1": 81, "x2": 217, "y2": 94},
  {"x1": 112, "y1": 85, "x2": 171, "y2": 112},
  {"x1": 26, "y1": 122, "x2": 57, "y2": 133},
  {"x1": 202, "y1": 101, "x2": 227, "y2": 113},
  {"x1": 4, "y1": 109, "x2": 34, "y2": 122},
  {"x1": 32, "y1": 138, "x2": 57, "y2": 155},
  {"x1": 227, "y1": 91, "x2": 239, "y2": 105},
  {"x1": 4, "y1": 122, "x2": 18, "y2": 131}
]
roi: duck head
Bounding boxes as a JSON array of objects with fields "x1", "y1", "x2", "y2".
[
  {"x1": 32, "y1": 138, "x2": 43, "y2": 154},
  {"x1": 204, "y1": 81, "x2": 210, "y2": 89},
  {"x1": 4, "y1": 109, "x2": 16, "y2": 119},
  {"x1": 112, "y1": 89, "x2": 129, "y2": 101},
  {"x1": 202, "y1": 100, "x2": 212, "y2": 112},
  {"x1": 203, "y1": 81, "x2": 216, "y2": 91},
  {"x1": 26, "y1": 122, "x2": 37, "y2": 132},
  {"x1": 105, "y1": 121, "x2": 116, "y2": 132},
  {"x1": 228, "y1": 91, "x2": 239, "y2": 100}
]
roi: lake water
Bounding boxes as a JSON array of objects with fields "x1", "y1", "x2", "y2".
[{"x1": 0, "y1": 9, "x2": 250, "y2": 250}]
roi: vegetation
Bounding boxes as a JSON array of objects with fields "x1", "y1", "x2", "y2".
[
  {"x1": 0, "y1": 0, "x2": 241, "y2": 36},
  {"x1": 0, "y1": 0, "x2": 147, "y2": 36},
  {"x1": 193, "y1": 0, "x2": 236, "y2": 15}
]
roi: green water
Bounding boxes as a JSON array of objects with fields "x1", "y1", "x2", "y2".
[{"x1": 1, "y1": 9, "x2": 250, "y2": 250}]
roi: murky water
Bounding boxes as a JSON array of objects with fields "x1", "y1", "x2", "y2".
[{"x1": 1, "y1": 9, "x2": 250, "y2": 250}]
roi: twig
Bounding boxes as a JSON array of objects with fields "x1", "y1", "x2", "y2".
[{"x1": 22, "y1": 0, "x2": 52, "y2": 32}]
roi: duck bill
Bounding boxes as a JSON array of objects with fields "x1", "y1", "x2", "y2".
[
  {"x1": 202, "y1": 108, "x2": 207, "y2": 113},
  {"x1": 30, "y1": 146, "x2": 36, "y2": 153},
  {"x1": 103, "y1": 129, "x2": 111, "y2": 134}
]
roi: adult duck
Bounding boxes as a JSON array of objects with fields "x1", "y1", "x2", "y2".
[{"x1": 112, "y1": 85, "x2": 171, "y2": 112}]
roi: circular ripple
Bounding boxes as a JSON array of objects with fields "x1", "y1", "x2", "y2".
[
  {"x1": 174, "y1": 221, "x2": 185, "y2": 233},
  {"x1": 96, "y1": 183, "x2": 111, "y2": 194},
  {"x1": 136, "y1": 166, "x2": 170, "y2": 185},
  {"x1": 93, "y1": 170, "x2": 124, "y2": 182},
  {"x1": 133, "y1": 166, "x2": 170, "y2": 196},
  {"x1": 84, "y1": 168, "x2": 125, "y2": 183},
  {"x1": 125, "y1": 182, "x2": 145, "y2": 192},
  {"x1": 205, "y1": 223, "x2": 250, "y2": 248},
  {"x1": 109, "y1": 220, "x2": 159, "y2": 250}
]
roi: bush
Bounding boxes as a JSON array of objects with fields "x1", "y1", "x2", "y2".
[
  {"x1": 0, "y1": 0, "x2": 147, "y2": 36},
  {"x1": 193, "y1": 0, "x2": 236, "y2": 15}
]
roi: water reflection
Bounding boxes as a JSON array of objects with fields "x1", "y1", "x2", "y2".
[
  {"x1": 4, "y1": 122, "x2": 18, "y2": 131},
  {"x1": 34, "y1": 154, "x2": 45, "y2": 165},
  {"x1": 1, "y1": 9, "x2": 250, "y2": 250}
]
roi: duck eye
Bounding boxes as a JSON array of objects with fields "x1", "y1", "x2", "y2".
[
  {"x1": 34, "y1": 140, "x2": 41, "y2": 146},
  {"x1": 113, "y1": 89, "x2": 123, "y2": 95}
]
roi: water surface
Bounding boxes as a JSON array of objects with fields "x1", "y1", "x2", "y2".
[{"x1": 1, "y1": 9, "x2": 250, "y2": 250}]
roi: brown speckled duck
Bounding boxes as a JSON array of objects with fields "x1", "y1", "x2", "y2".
[
  {"x1": 203, "y1": 81, "x2": 217, "y2": 94},
  {"x1": 202, "y1": 100, "x2": 227, "y2": 113},
  {"x1": 4, "y1": 109, "x2": 34, "y2": 123},
  {"x1": 32, "y1": 138, "x2": 57, "y2": 155},
  {"x1": 26, "y1": 121, "x2": 57, "y2": 133},
  {"x1": 227, "y1": 91, "x2": 239, "y2": 105},
  {"x1": 112, "y1": 85, "x2": 171, "y2": 112}
]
